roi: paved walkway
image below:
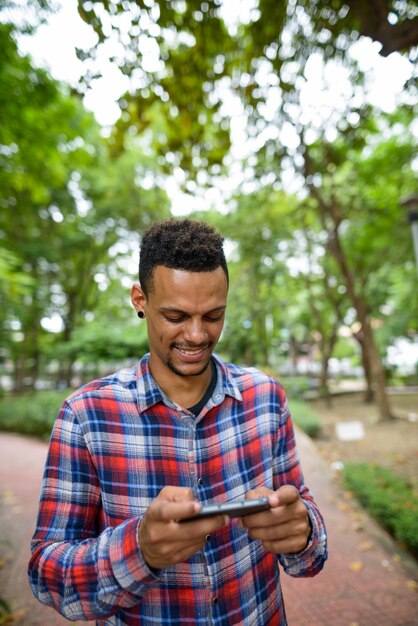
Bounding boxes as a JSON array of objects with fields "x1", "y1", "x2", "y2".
[{"x1": 0, "y1": 431, "x2": 417, "y2": 625}]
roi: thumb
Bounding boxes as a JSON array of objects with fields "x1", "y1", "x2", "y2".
[
  {"x1": 246, "y1": 487, "x2": 279, "y2": 509},
  {"x1": 276, "y1": 485, "x2": 300, "y2": 505},
  {"x1": 245, "y1": 486, "x2": 274, "y2": 500}
]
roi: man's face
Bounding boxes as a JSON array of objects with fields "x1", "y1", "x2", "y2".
[{"x1": 132, "y1": 266, "x2": 228, "y2": 381}]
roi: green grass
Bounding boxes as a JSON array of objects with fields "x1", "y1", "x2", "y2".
[
  {"x1": 288, "y1": 399, "x2": 322, "y2": 438},
  {"x1": 0, "y1": 390, "x2": 69, "y2": 440},
  {"x1": 343, "y1": 462, "x2": 418, "y2": 559}
]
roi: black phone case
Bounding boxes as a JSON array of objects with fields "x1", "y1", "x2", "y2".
[{"x1": 181, "y1": 497, "x2": 271, "y2": 522}]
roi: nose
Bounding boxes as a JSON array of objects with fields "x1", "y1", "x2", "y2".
[{"x1": 184, "y1": 317, "x2": 208, "y2": 344}]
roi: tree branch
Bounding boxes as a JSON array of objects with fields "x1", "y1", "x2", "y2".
[{"x1": 346, "y1": 0, "x2": 418, "y2": 56}]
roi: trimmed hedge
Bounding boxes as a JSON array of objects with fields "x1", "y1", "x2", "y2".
[
  {"x1": 0, "y1": 390, "x2": 68, "y2": 440},
  {"x1": 0, "y1": 390, "x2": 323, "y2": 441},
  {"x1": 343, "y1": 462, "x2": 418, "y2": 559},
  {"x1": 288, "y1": 399, "x2": 322, "y2": 439}
]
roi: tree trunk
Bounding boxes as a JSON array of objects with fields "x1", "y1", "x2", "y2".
[
  {"x1": 327, "y1": 228, "x2": 393, "y2": 420},
  {"x1": 59, "y1": 293, "x2": 77, "y2": 388},
  {"x1": 353, "y1": 331, "x2": 374, "y2": 403},
  {"x1": 13, "y1": 355, "x2": 25, "y2": 394},
  {"x1": 62, "y1": 360, "x2": 74, "y2": 388},
  {"x1": 244, "y1": 346, "x2": 254, "y2": 366},
  {"x1": 289, "y1": 335, "x2": 298, "y2": 376},
  {"x1": 319, "y1": 352, "x2": 332, "y2": 407},
  {"x1": 319, "y1": 330, "x2": 338, "y2": 408},
  {"x1": 357, "y1": 311, "x2": 392, "y2": 419},
  {"x1": 301, "y1": 139, "x2": 392, "y2": 420}
]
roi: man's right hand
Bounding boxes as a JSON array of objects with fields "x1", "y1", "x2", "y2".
[{"x1": 138, "y1": 486, "x2": 229, "y2": 569}]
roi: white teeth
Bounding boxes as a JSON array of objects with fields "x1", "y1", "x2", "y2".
[
  {"x1": 177, "y1": 347, "x2": 204, "y2": 355},
  {"x1": 180, "y1": 349, "x2": 200, "y2": 354}
]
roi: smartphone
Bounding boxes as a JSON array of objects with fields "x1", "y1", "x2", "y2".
[{"x1": 180, "y1": 497, "x2": 271, "y2": 522}]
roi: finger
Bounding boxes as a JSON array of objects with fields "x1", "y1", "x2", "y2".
[
  {"x1": 245, "y1": 488, "x2": 280, "y2": 509},
  {"x1": 157, "y1": 486, "x2": 195, "y2": 502},
  {"x1": 247, "y1": 518, "x2": 309, "y2": 542},
  {"x1": 178, "y1": 514, "x2": 230, "y2": 535},
  {"x1": 263, "y1": 533, "x2": 310, "y2": 555},
  {"x1": 241, "y1": 495, "x2": 305, "y2": 529},
  {"x1": 141, "y1": 535, "x2": 206, "y2": 569},
  {"x1": 245, "y1": 487, "x2": 274, "y2": 500},
  {"x1": 171, "y1": 542, "x2": 207, "y2": 564},
  {"x1": 150, "y1": 499, "x2": 201, "y2": 523},
  {"x1": 241, "y1": 507, "x2": 281, "y2": 529},
  {"x1": 275, "y1": 485, "x2": 300, "y2": 505}
]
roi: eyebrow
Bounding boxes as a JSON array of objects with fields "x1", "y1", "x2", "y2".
[{"x1": 159, "y1": 306, "x2": 226, "y2": 315}]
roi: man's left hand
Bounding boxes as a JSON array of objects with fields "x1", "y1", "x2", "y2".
[{"x1": 241, "y1": 486, "x2": 311, "y2": 555}]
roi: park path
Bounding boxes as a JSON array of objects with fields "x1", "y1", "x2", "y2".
[{"x1": 0, "y1": 430, "x2": 417, "y2": 626}]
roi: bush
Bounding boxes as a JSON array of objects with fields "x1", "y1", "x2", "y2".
[
  {"x1": 0, "y1": 390, "x2": 69, "y2": 440},
  {"x1": 288, "y1": 399, "x2": 322, "y2": 439},
  {"x1": 279, "y1": 376, "x2": 316, "y2": 401},
  {"x1": 343, "y1": 462, "x2": 418, "y2": 559}
]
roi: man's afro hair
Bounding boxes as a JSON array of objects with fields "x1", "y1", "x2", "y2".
[{"x1": 139, "y1": 218, "x2": 228, "y2": 295}]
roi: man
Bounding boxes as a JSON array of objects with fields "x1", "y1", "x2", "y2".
[{"x1": 29, "y1": 218, "x2": 327, "y2": 625}]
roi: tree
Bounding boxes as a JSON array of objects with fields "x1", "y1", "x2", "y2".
[
  {"x1": 298, "y1": 109, "x2": 417, "y2": 418},
  {"x1": 0, "y1": 23, "x2": 170, "y2": 391},
  {"x1": 5, "y1": 1, "x2": 417, "y2": 417},
  {"x1": 0, "y1": 22, "x2": 96, "y2": 390},
  {"x1": 208, "y1": 108, "x2": 417, "y2": 419},
  {"x1": 342, "y1": 0, "x2": 418, "y2": 56},
  {"x1": 72, "y1": 1, "x2": 417, "y2": 181},
  {"x1": 204, "y1": 189, "x2": 298, "y2": 367},
  {"x1": 292, "y1": 228, "x2": 348, "y2": 401}
]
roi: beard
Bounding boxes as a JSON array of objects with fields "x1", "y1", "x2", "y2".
[
  {"x1": 166, "y1": 359, "x2": 211, "y2": 378},
  {"x1": 166, "y1": 353, "x2": 211, "y2": 378}
]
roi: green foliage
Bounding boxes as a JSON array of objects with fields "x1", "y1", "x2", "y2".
[
  {"x1": 279, "y1": 377, "x2": 316, "y2": 400},
  {"x1": 343, "y1": 462, "x2": 418, "y2": 558},
  {"x1": 1, "y1": 3, "x2": 417, "y2": 404},
  {"x1": 0, "y1": 23, "x2": 169, "y2": 392},
  {"x1": 75, "y1": 0, "x2": 417, "y2": 186},
  {"x1": 56, "y1": 307, "x2": 149, "y2": 363},
  {"x1": 0, "y1": 390, "x2": 69, "y2": 440},
  {"x1": 0, "y1": 596, "x2": 12, "y2": 624},
  {"x1": 332, "y1": 336, "x2": 360, "y2": 362},
  {"x1": 287, "y1": 399, "x2": 322, "y2": 439},
  {"x1": 92, "y1": 0, "x2": 235, "y2": 179}
]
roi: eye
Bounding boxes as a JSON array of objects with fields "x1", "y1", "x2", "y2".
[
  {"x1": 204, "y1": 313, "x2": 224, "y2": 322},
  {"x1": 164, "y1": 315, "x2": 186, "y2": 324}
]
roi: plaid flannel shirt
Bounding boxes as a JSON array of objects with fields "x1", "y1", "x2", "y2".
[{"x1": 29, "y1": 354, "x2": 327, "y2": 625}]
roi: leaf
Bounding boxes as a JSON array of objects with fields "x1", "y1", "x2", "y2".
[
  {"x1": 0, "y1": 609, "x2": 27, "y2": 625},
  {"x1": 349, "y1": 561, "x2": 364, "y2": 572},
  {"x1": 406, "y1": 580, "x2": 417, "y2": 591}
]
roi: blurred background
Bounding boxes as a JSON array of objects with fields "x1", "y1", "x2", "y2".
[{"x1": 0, "y1": 0, "x2": 417, "y2": 624}]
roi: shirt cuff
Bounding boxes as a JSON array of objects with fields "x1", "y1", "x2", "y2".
[{"x1": 109, "y1": 516, "x2": 161, "y2": 594}]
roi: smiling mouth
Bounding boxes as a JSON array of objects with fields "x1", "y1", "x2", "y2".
[
  {"x1": 173, "y1": 343, "x2": 210, "y2": 355},
  {"x1": 173, "y1": 344, "x2": 211, "y2": 358}
]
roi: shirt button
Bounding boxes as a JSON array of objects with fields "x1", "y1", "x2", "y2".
[
  {"x1": 197, "y1": 477, "x2": 204, "y2": 486},
  {"x1": 213, "y1": 597, "x2": 219, "y2": 605},
  {"x1": 214, "y1": 394, "x2": 222, "y2": 401}
]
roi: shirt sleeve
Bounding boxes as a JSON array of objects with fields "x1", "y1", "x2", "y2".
[
  {"x1": 272, "y1": 392, "x2": 328, "y2": 578},
  {"x1": 28, "y1": 401, "x2": 160, "y2": 621}
]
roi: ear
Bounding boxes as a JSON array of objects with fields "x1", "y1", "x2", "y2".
[{"x1": 131, "y1": 283, "x2": 147, "y2": 314}]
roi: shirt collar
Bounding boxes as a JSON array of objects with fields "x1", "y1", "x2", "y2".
[{"x1": 135, "y1": 353, "x2": 242, "y2": 413}]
